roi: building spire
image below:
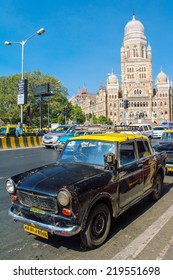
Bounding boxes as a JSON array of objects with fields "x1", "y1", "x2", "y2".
[{"x1": 132, "y1": 9, "x2": 135, "y2": 20}]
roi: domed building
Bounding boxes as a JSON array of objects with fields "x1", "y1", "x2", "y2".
[
  {"x1": 105, "y1": 14, "x2": 172, "y2": 124},
  {"x1": 70, "y1": 15, "x2": 172, "y2": 125}
]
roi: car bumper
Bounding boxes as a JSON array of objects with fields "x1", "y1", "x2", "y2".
[
  {"x1": 8, "y1": 206, "x2": 81, "y2": 237},
  {"x1": 166, "y1": 163, "x2": 173, "y2": 172}
]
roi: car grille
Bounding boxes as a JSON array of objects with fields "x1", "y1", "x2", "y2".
[
  {"x1": 166, "y1": 153, "x2": 173, "y2": 161},
  {"x1": 17, "y1": 190, "x2": 58, "y2": 212}
]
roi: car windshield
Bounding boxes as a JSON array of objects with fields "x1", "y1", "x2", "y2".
[
  {"x1": 59, "y1": 139, "x2": 115, "y2": 166},
  {"x1": 0, "y1": 127, "x2": 7, "y2": 135},
  {"x1": 51, "y1": 125, "x2": 72, "y2": 133},
  {"x1": 153, "y1": 127, "x2": 166, "y2": 131},
  {"x1": 160, "y1": 132, "x2": 173, "y2": 142}
]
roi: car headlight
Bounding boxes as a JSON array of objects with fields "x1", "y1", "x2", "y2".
[
  {"x1": 6, "y1": 179, "x2": 15, "y2": 194},
  {"x1": 57, "y1": 190, "x2": 70, "y2": 206}
]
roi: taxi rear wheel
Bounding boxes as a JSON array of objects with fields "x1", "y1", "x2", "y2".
[
  {"x1": 80, "y1": 203, "x2": 111, "y2": 249},
  {"x1": 149, "y1": 174, "x2": 163, "y2": 201}
]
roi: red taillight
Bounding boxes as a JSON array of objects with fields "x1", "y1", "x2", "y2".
[{"x1": 62, "y1": 208, "x2": 71, "y2": 216}]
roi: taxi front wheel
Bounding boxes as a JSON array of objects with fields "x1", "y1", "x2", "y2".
[{"x1": 80, "y1": 203, "x2": 111, "y2": 249}]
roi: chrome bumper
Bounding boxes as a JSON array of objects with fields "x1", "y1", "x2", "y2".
[{"x1": 8, "y1": 206, "x2": 81, "y2": 237}]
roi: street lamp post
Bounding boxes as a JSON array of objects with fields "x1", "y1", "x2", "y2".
[{"x1": 4, "y1": 28, "x2": 45, "y2": 126}]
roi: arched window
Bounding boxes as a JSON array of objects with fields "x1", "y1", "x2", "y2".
[
  {"x1": 141, "y1": 46, "x2": 144, "y2": 58},
  {"x1": 160, "y1": 102, "x2": 163, "y2": 106},
  {"x1": 133, "y1": 45, "x2": 138, "y2": 57}
]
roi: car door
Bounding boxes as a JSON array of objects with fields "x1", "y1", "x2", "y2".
[
  {"x1": 136, "y1": 140, "x2": 156, "y2": 193},
  {"x1": 118, "y1": 141, "x2": 144, "y2": 208}
]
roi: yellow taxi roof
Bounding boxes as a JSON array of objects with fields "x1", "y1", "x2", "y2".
[
  {"x1": 0, "y1": 125, "x2": 17, "y2": 128},
  {"x1": 164, "y1": 129, "x2": 173, "y2": 133},
  {"x1": 72, "y1": 133, "x2": 148, "y2": 143}
]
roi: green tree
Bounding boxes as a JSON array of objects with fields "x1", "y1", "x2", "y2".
[
  {"x1": 70, "y1": 105, "x2": 85, "y2": 124},
  {"x1": 97, "y1": 115, "x2": 113, "y2": 125},
  {"x1": 0, "y1": 71, "x2": 70, "y2": 127}
]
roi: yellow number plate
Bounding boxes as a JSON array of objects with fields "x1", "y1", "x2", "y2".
[
  {"x1": 167, "y1": 167, "x2": 173, "y2": 172},
  {"x1": 24, "y1": 224, "x2": 48, "y2": 239}
]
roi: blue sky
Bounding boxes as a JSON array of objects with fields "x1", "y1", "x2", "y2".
[{"x1": 1, "y1": 0, "x2": 173, "y2": 98}]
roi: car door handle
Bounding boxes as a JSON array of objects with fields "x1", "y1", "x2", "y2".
[{"x1": 138, "y1": 163, "x2": 143, "y2": 168}]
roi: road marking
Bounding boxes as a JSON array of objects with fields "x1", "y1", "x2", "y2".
[
  {"x1": 156, "y1": 235, "x2": 173, "y2": 260},
  {"x1": 112, "y1": 204, "x2": 173, "y2": 260}
]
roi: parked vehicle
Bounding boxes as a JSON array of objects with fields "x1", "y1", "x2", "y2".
[
  {"x1": 6, "y1": 133, "x2": 166, "y2": 249},
  {"x1": 42, "y1": 124, "x2": 75, "y2": 148},
  {"x1": 130, "y1": 123, "x2": 153, "y2": 139},
  {"x1": 152, "y1": 126, "x2": 167, "y2": 138},
  {"x1": 0, "y1": 125, "x2": 17, "y2": 137},
  {"x1": 153, "y1": 129, "x2": 173, "y2": 173}
]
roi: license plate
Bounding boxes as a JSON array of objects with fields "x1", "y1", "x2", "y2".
[
  {"x1": 24, "y1": 224, "x2": 48, "y2": 239},
  {"x1": 167, "y1": 167, "x2": 173, "y2": 172}
]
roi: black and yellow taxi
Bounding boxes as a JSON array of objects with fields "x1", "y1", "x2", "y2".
[{"x1": 6, "y1": 133, "x2": 166, "y2": 249}]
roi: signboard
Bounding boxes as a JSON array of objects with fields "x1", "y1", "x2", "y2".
[
  {"x1": 18, "y1": 79, "x2": 28, "y2": 105},
  {"x1": 34, "y1": 83, "x2": 51, "y2": 96}
]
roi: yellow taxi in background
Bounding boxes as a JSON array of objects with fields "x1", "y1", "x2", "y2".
[{"x1": 0, "y1": 125, "x2": 17, "y2": 137}]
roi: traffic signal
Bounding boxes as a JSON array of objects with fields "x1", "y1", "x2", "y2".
[{"x1": 124, "y1": 99, "x2": 129, "y2": 109}]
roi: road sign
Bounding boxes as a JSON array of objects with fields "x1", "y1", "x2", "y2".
[{"x1": 18, "y1": 79, "x2": 28, "y2": 105}]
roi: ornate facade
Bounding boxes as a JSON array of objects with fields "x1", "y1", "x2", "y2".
[{"x1": 69, "y1": 15, "x2": 172, "y2": 125}]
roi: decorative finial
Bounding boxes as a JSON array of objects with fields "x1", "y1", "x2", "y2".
[{"x1": 132, "y1": 9, "x2": 135, "y2": 20}]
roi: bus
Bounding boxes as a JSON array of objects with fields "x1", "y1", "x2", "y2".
[{"x1": 161, "y1": 121, "x2": 173, "y2": 129}]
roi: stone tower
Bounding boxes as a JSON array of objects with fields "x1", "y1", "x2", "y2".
[{"x1": 120, "y1": 15, "x2": 153, "y2": 123}]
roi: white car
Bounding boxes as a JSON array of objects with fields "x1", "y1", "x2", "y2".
[
  {"x1": 42, "y1": 125, "x2": 75, "y2": 148},
  {"x1": 152, "y1": 126, "x2": 167, "y2": 138},
  {"x1": 130, "y1": 124, "x2": 153, "y2": 139}
]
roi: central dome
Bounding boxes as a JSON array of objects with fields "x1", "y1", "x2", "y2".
[{"x1": 124, "y1": 15, "x2": 146, "y2": 41}]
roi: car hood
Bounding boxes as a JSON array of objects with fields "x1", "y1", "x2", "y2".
[
  {"x1": 58, "y1": 136, "x2": 72, "y2": 142},
  {"x1": 12, "y1": 163, "x2": 105, "y2": 196},
  {"x1": 157, "y1": 142, "x2": 173, "y2": 151}
]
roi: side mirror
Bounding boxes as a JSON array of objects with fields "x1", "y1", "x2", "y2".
[{"x1": 104, "y1": 153, "x2": 117, "y2": 172}]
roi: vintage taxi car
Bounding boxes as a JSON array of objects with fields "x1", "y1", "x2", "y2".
[
  {"x1": 153, "y1": 129, "x2": 173, "y2": 174},
  {"x1": 6, "y1": 133, "x2": 166, "y2": 249}
]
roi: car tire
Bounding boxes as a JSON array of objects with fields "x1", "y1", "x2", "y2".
[
  {"x1": 80, "y1": 203, "x2": 111, "y2": 249},
  {"x1": 149, "y1": 174, "x2": 163, "y2": 201}
]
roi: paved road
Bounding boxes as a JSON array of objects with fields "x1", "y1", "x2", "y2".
[{"x1": 0, "y1": 146, "x2": 173, "y2": 260}]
